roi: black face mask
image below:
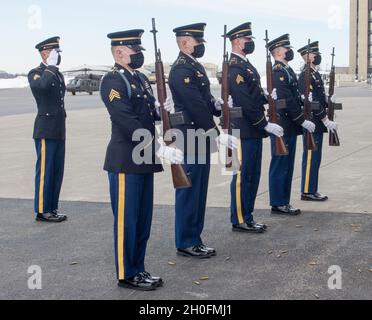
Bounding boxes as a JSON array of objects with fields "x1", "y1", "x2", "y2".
[
  {"x1": 57, "y1": 53, "x2": 62, "y2": 66},
  {"x1": 242, "y1": 41, "x2": 255, "y2": 55},
  {"x1": 191, "y1": 43, "x2": 205, "y2": 58},
  {"x1": 285, "y1": 49, "x2": 294, "y2": 62},
  {"x1": 128, "y1": 51, "x2": 144, "y2": 69},
  {"x1": 313, "y1": 55, "x2": 322, "y2": 66}
]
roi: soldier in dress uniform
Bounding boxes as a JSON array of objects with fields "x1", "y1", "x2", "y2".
[
  {"x1": 100, "y1": 29, "x2": 183, "y2": 291},
  {"x1": 28, "y1": 37, "x2": 67, "y2": 223},
  {"x1": 166, "y1": 23, "x2": 238, "y2": 258},
  {"x1": 297, "y1": 41, "x2": 337, "y2": 201},
  {"x1": 227, "y1": 22, "x2": 284, "y2": 233},
  {"x1": 267, "y1": 34, "x2": 316, "y2": 215}
]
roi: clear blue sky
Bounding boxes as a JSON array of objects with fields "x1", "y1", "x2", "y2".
[{"x1": 0, "y1": 0, "x2": 350, "y2": 74}]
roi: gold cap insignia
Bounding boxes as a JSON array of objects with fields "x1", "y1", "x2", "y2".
[
  {"x1": 184, "y1": 77, "x2": 190, "y2": 84},
  {"x1": 33, "y1": 74, "x2": 41, "y2": 80},
  {"x1": 280, "y1": 76, "x2": 285, "y2": 82}
]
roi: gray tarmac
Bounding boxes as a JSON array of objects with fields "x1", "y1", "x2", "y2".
[{"x1": 0, "y1": 199, "x2": 371, "y2": 300}]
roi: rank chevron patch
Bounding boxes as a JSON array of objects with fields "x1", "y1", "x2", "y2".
[
  {"x1": 109, "y1": 89, "x2": 121, "y2": 102},
  {"x1": 236, "y1": 74, "x2": 244, "y2": 85}
]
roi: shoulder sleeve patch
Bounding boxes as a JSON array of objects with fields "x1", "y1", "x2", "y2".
[
  {"x1": 33, "y1": 74, "x2": 41, "y2": 80},
  {"x1": 230, "y1": 57, "x2": 238, "y2": 65},
  {"x1": 176, "y1": 56, "x2": 187, "y2": 65}
]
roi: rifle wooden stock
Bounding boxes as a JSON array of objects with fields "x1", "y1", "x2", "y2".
[
  {"x1": 151, "y1": 18, "x2": 191, "y2": 189},
  {"x1": 265, "y1": 30, "x2": 288, "y2": 156},
  {"x1": 328, "y1": 47, "x2": 340, "y2": 147},
  {"x1": 221, "y1": 26, "x2": 233, "y2": 168},
  {"x1": 303, "y1": 40, "x2": 317, "y2": 151}
]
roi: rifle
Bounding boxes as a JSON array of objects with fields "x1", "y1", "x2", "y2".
[
  {"x1": 150, "y1": 18, "x2": 191, "y2": 189},
  {"x1": 303, "y1": 39, "x2": 317, "y2": 151},
  {"x1": 221, "y1": 25, "x2": 233, "y2": 168},
  {"x1": 264, "y1": 30, "x2": 289, "y2": 156},
  {"x1": 328, "y1": 47, "x2": 341, "y2": 146}
]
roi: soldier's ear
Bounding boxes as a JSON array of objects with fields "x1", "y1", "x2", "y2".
[{"x1": 115, "y1": 47, "x2": 125, "y2": 58}]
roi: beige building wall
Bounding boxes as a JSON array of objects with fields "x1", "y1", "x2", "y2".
[
  {"x1": 349, "y1": 0, "x2": 370, "y2": 80},
  {"x1": 359, "y1": 0, "x2": 369, "y2": 80},
  {"x1": 349, "y1": 0, "x2": 358, "y2": 75}
]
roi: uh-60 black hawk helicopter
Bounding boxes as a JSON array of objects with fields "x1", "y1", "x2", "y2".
[{"x1": 65, "y1": 66, "x2": 109, "y2": 95}]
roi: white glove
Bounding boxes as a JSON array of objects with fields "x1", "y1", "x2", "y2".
[
  {"x1": 330, "y1": 94, "x2": 336, "y2": 103},
  {"x1": 215, "y1": 96, "x2": 233, "y2": 111},
  {"x1": 217, "y1": 133, "x2": 239, "y2": 150},
  {"x1": 301, "y1": 92, "x2": 313, "y2": 103},
  {"x1": 47, "y1": 49, "x2": 59, "y2": 67},
  {"x1": 155, "y1": 96, "x2": 175, "y2": 114},
  {"x1": 264, "y1": 122, "x2": 284, "y2": 137},
  {"x1": 214, "y1": 98, "x2": 223, "y2": 111},
  {"x1": 263, "y1": 88, "x2": 278, "y2": 101},
  {"x1": 228, "y1": 95, "x2": 233, "y2": 108},
  {"x1": 301, "y1": 120, "x2": 316, "y2": 133},
  {"x1": 322, "y1": 117, "x2": 338, "y2": 133},
  {"x1": 156, "y1": 138, "x2": 184, "y2": 164}
]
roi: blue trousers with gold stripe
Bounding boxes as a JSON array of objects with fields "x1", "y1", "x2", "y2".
[
  {"x1": 108, "y1": 172, "x2": 154, "y2": 280},
  {"x1": 301, "y1": 132, "x2": 324, "y2": 194},
  {"x1": 34, "y1": 139, "x2": 65, "y2": 214},
  {"x1": 269, "y1": 135, "x2": 297, "y2": 207},
  {"x1": 231, "y1": 138, "x2": 262, "y2": 225},
  {"x1": 175, "y1": 154, "x2": 210, "y2": 249}
]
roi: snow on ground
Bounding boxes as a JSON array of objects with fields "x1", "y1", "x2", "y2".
[{"x1": 0, "y1": 76, "x2": 29, "y2": 89}]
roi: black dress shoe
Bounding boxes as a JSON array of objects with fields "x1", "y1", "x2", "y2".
[
  {"x1": 177, "y1": 245, "x2": 214, "y2": 259},
  {"x1": 271, "y1": 205, "x2": 301, "y2": 216},
  {"x1": 301, "y1": 193, "x2": 329, "y2": 202},
  {"x1": 253, "y1": 222, "x2": 267, "y2": 230},
  {"x1": 199, "y1": 244, "x2": 216, "y2": 256},
  {"x1": 118, "y1": 274, "x2": 157, "y2": 291},
  {"x1": 232, "y1": 222, "x2": 265, "y2": 233},
  {"x1": 35, "y1": 212, "x2": 67, "y2": 223},
  {"x1": 51, "y1": 210, "x2": 67, "y2": 218},
  {"x1": 141, "y1": 271, "x2": 163, "y2": 287}
]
